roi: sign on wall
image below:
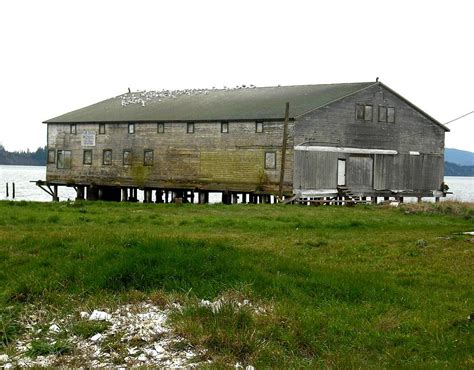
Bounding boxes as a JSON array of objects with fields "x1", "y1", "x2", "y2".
[{"x1": 81, "y1": 131, "x2": 96, "y2": 147}]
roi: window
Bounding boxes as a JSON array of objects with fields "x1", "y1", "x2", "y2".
[
  {"x1": 123, "y1": 150, "x2": 132, "y2": 166},
  {"x1": 70, "y1": 124, "x2": 77, "y2": 134},
  {"x1": 57, "y1": 150, "x2": 72, "y2": 169},
  {"x1": 264, "y1": 151, "x2": 276, "y2": 169},
  {"x1": 221, "y1": 121, "x2": 229, "y2": 133},
  {"x1": 128, "y1": 123, "x2": 135, "y2": 134},
  {"x1": 103, "y1": 149, "x2": 112, "y2": 165},
  {"x1": 47, "y1": 149, "x2": 55, "y2": 164},
  {"x1": 187, "y1": 122, "x2": 194, "y2": 133},
  {"x1": 99, "y1": 123, "x2": 106, "y2": 134},
  {"x1": 256, "y1": 121, "x2": 264, "y2": 133},
  {"x1": 157, "y1": 123, "x2": 165, "y2": 133},
  {"x1": 83, "y1": 150, "x2": 92, "y2": 165},
  {"x1": 356, "y1": 104, "x2": 373, "y2": 121},
  {"x1": 144, "y1": 150, "x2": 154, "y2": 166},
  {"x1": 378, "y1": 106, "x2": 395, "y2": 123}
]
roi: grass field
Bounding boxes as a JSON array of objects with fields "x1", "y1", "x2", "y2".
[{"x1": 0, "y1": 200, "x2": 473, "y2": 367}]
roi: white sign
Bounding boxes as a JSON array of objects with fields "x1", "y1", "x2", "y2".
[{"x1": 82, "y1": 131, "x2": 96, "y2": 147}]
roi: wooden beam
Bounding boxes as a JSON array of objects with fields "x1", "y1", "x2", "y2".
[{"x1": 278, "y1": 102, "x2": 290, "y2": 200}]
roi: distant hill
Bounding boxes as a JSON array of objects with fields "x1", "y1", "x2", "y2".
[
  {"x1": 445, "y1": 148, "x2": 474, "y2": 166},
  {"x1": 0, "y1": 145, "x2": 46, "y2": 166},
  {"x1": 445, "y1": 161, "x2": 474, "y2": 176}
]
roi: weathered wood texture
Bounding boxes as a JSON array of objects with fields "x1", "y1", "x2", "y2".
[
  {"x1": 47, "y1": 121, "x2": 294, "y2": 193},
  {"x1": 294, "y1": 84, "x2": 445, "y2": 192}
]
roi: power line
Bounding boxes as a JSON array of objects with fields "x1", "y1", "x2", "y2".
[{"x1": 444, "y1": 111, "x2": 474, "y2": 125}]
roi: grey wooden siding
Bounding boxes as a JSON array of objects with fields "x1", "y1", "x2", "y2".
[
  {"x1": 46, "y1": 121, "x2": 294, "y2": 193},
  {"x1": 294, "y1": 84, "x2": 445, "y2": 193},
  {"x1": 294, "y1": 151, "x2": 338, "y2": 189},
  {"x1": 346, "y1": 156, "x2": 373, "y2": 189}
]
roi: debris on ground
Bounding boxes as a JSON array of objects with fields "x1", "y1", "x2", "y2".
[{"x1": 3, "y1": 301, "x2": 206, "y2": 368}]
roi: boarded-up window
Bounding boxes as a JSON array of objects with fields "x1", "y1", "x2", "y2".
[
  {"x1": 103, "y1": 149, "x2": 112, "y2": 165},
  {"x1": 378, "y1": 106, "x2": 395, "y2": 123},
  {"x1": 57, "y1": 150, "x2": 72, "y2": 169},
  {"x1": 70, "y1": 124, "x2": 77, "y2": 134},
  {"x1": 144, "y1": 150, "x2": 154, "y2": 166},
  {"x1": 187, "y1": 122, "x2": 194, "y2": 133},
  {"x1": 256, "y1": 121, "x2": 264, "y2": 133},
  {"x1": 387, "y1": 107, "x2": 395, "y2": 123},
  {"x1": 83, "y1": 150, "x2": 92, "y2": 165},
  {"x1": 221, "y1": 121, "x2": 229, "y2": 133},
  {"x1": 123, "y1": 150, "x2": 131, "y2": 166},
  {"x1": 47, "y1": 149, "x2": 55, "y2": 164},
  {"x1": 356, "y1": 104, "x2": 373, "y2": 121},
  {"x1": 128, "y1": 123, "x2": 135, "y2": 134},
  {"x1": 265, "y1": 151, "x2": 276, "y2": 169},
  {"x1": 364, "y1": 105, "x2": 373, "y2": 121},
  {"x1": 99, "y1": 123, "x2": 106, "y2": 134},
  {"x1": 378, "y1": 106, "x2": 387, "y2": 122},
  {"x1": 157, "y1": 123, "x2": 165, "y2": 133}
]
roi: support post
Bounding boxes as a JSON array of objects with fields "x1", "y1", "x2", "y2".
[
  {"x1": 6, "y1": 183, "x2": 9, "y2": 197},
  {"x1": 278, "y1": 102, "x2": 290, "y2": 200},
  {"x1": 53, "y1": 185, "x2": 59, "y2": 202},
  {"x1": 76, "y1": 186, "x2": 85, "y2": 201},
  {"x1": 12, "y1": 183, "x2": 15, "y2": 199}
]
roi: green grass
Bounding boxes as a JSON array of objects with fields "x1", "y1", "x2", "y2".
[{"x1": 0, "y1": 200, "x2": 473, "y2": 367}]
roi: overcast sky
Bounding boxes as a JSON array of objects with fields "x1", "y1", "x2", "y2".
[{"x1": 1, "y1": 0, "x2": 472, "y2": 152}]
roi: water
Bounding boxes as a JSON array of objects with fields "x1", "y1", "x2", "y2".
[{"x1": 0, "y1": 165, "x2": 473, "y2": 202}]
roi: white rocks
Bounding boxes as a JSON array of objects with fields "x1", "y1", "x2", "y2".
[
  {"x1": 80, "y1": 311, "x2": 90, "y2": 319},
  {"x1": 90, "y1": 333, "x2": 103, "y2": 342},
  {"x1": 246, "y1": 366, "x2": 255, "y2": 370},
  {"x1": 0, "y1": 354, "x2": 9, "y2": 363},
  {"x1": 49, "y1": 323, "x2": 60, "y2": 333},
  {"x1": 89, "y1": 310, "x2": 111, "y2": 321},
  {"x1": 137, "y1": 354, "x2": 148, "y2": 362}
]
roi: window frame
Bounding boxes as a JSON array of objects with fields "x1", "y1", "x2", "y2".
[
  {"x1": 144, "y1": 149, "x2": 154, "y2": 166},
  {"x1": 47, "y1": 149, "x2": 55, "y2": 164},
  {"x1": 99, "y1": 123, "x2": 106, "y2": 134},
  {"x1": 123, "y1": 149, "x2": 132, "y2": 166},
  {"x1": 378, "y1": 106, "x2": 387, "y2": 122},
  {"x1": 83, "y1": 149, "x2": 93, "y2": 165},
  {"x1": 57, "y1": 150, "x2": 72, "y2": 169},
  {"x1": 70, "y1": 123, "x2": 77, "y2": 134},
  {"x1": 103, "y1": 149, "x2": 112, "y2": 165},
  {"x1": 355, "y1": 104, "x2": 373, "y2": 121},
  {"x1": 157, "y1": 122, "x2": 165, "y2": 134},
  {"x1": 264, "y1": 151, "x2": 277, "y2": 169},
  {"x1": 221, "y1": 121, "x2": 229, "y2": 133},
  {"x1": 387, "y1": 107, "x2": 395, "y2": 123},
  {"x1": 128, "y1": 123, "x2": 135, "y2": 134},
  {"x1": 378, "y1": 106, "x2": 396, "y2": 123},
  {"x1": 255, "y1": 121, "x2": 264, "y2": 133},
  {"x1": 187, "y1": 122, "x2": 195, "y2": 134}
]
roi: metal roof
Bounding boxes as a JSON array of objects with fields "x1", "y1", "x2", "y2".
[{"x1": 44, "y1": 82, "x2": 376, "y2": 123}]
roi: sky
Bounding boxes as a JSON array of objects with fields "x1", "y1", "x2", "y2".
[{"x1": 0, "y1": 0, "x2": 472, "y2": 152}]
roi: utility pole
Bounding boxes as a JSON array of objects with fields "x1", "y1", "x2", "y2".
[{"x1": 278, "y1": 102, "x2": 290, "y2": 200}]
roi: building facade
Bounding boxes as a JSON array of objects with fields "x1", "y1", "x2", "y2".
[{"x1": 41, "y1": 81, "x2": 448, "y2": 203}]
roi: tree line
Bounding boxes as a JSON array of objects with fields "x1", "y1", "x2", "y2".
[{"x1": 0, "y1": 145, "x2": 46, "y2": 166}]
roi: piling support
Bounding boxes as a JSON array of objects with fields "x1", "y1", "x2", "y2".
[
  {"x1": 12, "y1": 183, "x2": 15, "y2": 199},
  {"x1": 6, "y1": 183, "x2": 9, "y2": 197},
  {"x1": 53, "y1": 185, "x2": 59, "y2": 202}
]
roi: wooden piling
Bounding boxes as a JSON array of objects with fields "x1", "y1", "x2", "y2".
[
  {"x1": 12, "y1": 183, "x2": 15, "y2": 199},
  {"x1": 53, "y1": 185, "x2": 59, "y2": 202},
  {"x1": 6, "y1": 183, "x2": 9, "y2": 197}
]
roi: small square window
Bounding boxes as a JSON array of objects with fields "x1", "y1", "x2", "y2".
[
  {"x1": 99, "y1": 123, "x2": 106, "y2": 134},
  {"x1": 264, "y1": 151, "x2": 276, "y2": 169},
  {"x1": 256, "y1": 121, "x2": 264, "y2": 133},
  {"x1": 83, "y1": 150, "x2": 92, "y2": 165},
  {"x1": 187, "y1": 122, "x2": 194, "y2": 134},
  {"x1": 128, "y1": 123, "x2": 135, "y2": 134},
  {"x1": 57, "y1": 150, "x2": 72, "y2": 169},
  {"x1": 157, "y1": 123, "x2": 165, "y2": 133},
  {"x1": 123, "y1": 150, "x2": 132, "y2": 166},
  {"x1": 103, "y1": 149, "x2": 112, "y2": 165},
  {"x1": 70, "y1": 124, "x2": 77, "y2": 134},
  {"x1": 47, "y1": 149, "x2": 55, "y2": 164},
  {"x1": 221, "y1": 121, "x2": 229, "y2": 133},
  {"x1": 356, "y1": 104, "x2": 373, "y2": 121},
  {"x1": 144, "y1": 150, "x2": 154, "y2": 166},
  {"x1": 387, "y1": 107, "x2": 395, "y2": 123}
]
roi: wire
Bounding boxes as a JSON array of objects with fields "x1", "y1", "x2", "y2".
[{"x1": 444, "y1": 111, "x2": 474, "y2": 125}]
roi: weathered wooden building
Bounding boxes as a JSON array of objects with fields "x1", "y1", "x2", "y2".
[{"x1": 40, "y1": 81, "x2": 449, "y2": 203}]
